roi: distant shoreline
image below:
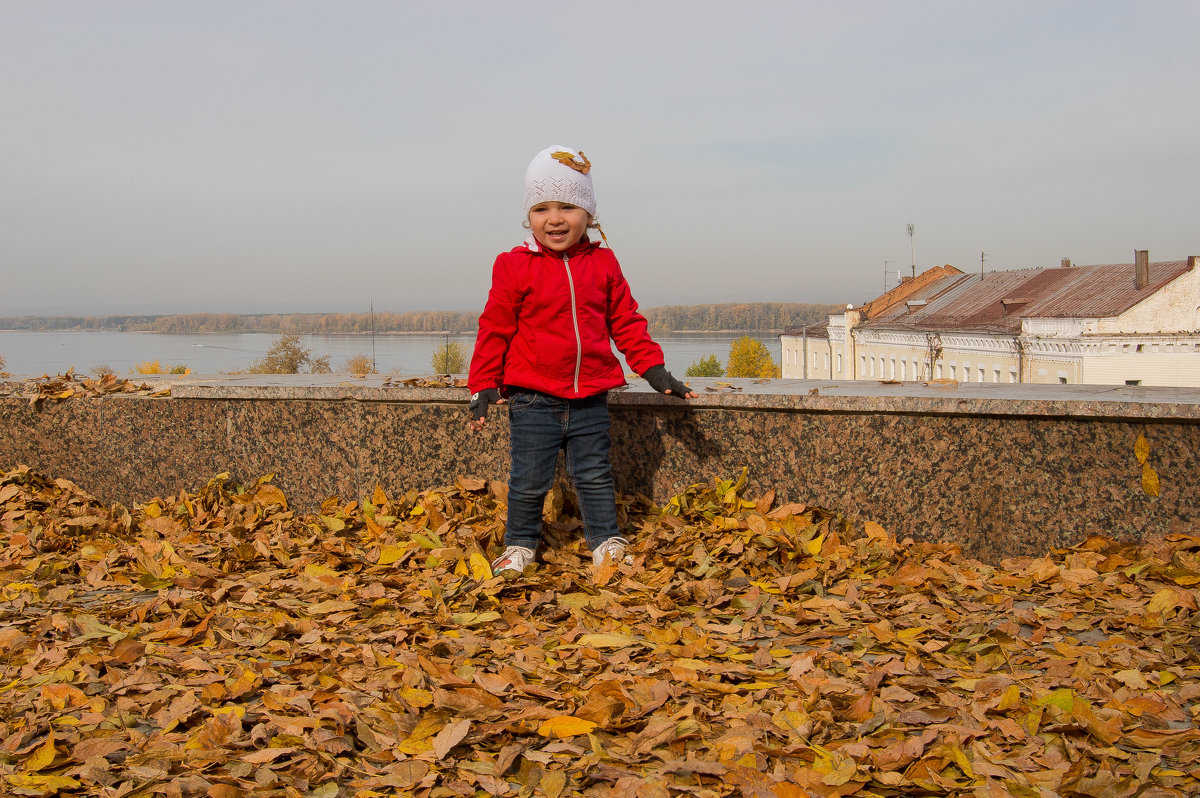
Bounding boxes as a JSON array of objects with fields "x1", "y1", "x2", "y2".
[
  {"x1": 1, "y1": 327, "x2": 789, "y2": 336},
  {"x1": 0, "y1": 302, "x2": 837, "y2": 336}
]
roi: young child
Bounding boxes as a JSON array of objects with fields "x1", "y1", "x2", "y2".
[{"x1": 468, "y1": 145, "x2": 696, "y2": 573}]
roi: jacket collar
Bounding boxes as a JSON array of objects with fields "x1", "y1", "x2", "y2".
[{"x1": 521, "y1": 235, "x2": 598, "y2": 258}]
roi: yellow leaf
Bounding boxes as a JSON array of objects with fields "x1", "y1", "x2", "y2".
[
  {"x1": 373, "y1": 484, "x2": 389, "y2": 506},
  {"x1": 254, "y1": 484, "x2": 288, "y2": 508},
  {"x1": 399, "y1": 688, "x2": 433, "y2": 708},
  {"x1": 1036, "y1": 688, "x2": 1075, "y2": 712},
  {"x1": 398, "y1": 713, "x2": 446, "y2": 754},
  {"x1": 1134, "y1": 434, "x2": 1150, "y2": 464},
  {"x1": 821, "y1": 759, "x2": 857, "y2": 786},
  {"x1": 538, "y1": 716, "x2": 598, "y2": 738},
  {"x1": 1146, "y1": 588, "x2": 1177, "y2": 618},
  {"x1": 25, "y1": 733, "x2": 57, "y2": 772},
  {"x1": 863, "y1": 520, "x2": 888, "y2": 540},
  {"x1": 309, "y1": 600, "x2": 357, "y2": 615},
  {"x1": 304, "y1": 563, "x2": 340, "y2": 580},
  {"x1": 6, "y1": 773, "x2": 81, "y2": 792},
  {"x1": 996, "y1": 684, "x2": 1022, "y2": 711},
  {"x1": 320, "y1": 515, "x2": 345, "y2": 532},
  {"x1": 449, "y1": 611, "x2": 501, "y2": 627},
  {"x1": 1, "y1": 582, "x2": 37, "y2": 600},
  {"x1": 575, "y1": 633, "x2": 634, "y2": 649},
  {"x1": 1142, "y1": 462, "x2": 1160, "y2": 496},
  {"x1": 377, "y1": 545, "x2": 405, "y2": 566},
  {"x1": 470, "y1": 551, "x2": 493, "y2": 581},
  {"x1": 771, "y1": 710, "x2": 809, "y2": 736},
  {"x1": 951, "y1": 744, "x2": 975, "y2": 779},
  {"x1": 803, "y1": 533, "x2": 825, "y2": 557}
]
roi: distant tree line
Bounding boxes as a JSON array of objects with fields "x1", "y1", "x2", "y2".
[
  {"x1": 641, "y1": 302, "x2": 837, "y2": 333},
  {"x1": 0, "y1": 315, "x2": 162, "y2": 331},
  {"x1": 1, "y1": 302, "x2": 838, "y2": 334}
]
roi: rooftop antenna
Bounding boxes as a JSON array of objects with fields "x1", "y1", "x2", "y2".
[
  {"x1": 980, "y1": 251, "x2": 988, "y2": 278},
  {"x1": 906, "y1": 224, "x2": 916, "y2": 279},
  {"x1": 883, "y1": 260, "x2": 892, "y2": 293}
]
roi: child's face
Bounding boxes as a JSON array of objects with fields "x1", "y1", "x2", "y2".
[{"x1": 528, "y1": 201, "x2": 590, "y2": 252}]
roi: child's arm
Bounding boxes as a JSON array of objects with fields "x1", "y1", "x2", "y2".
[{"x1": 467, "y1": 255, "x2": 522, "y2": 430}]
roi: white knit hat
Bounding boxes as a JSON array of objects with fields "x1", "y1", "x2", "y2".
[{"x1": 522, "y1": 145, "x2": 596, "y2": 217}]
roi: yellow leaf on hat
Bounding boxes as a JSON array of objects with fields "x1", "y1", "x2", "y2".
[{"x1": 551, "y1": 150, "x2": 591, "y2": 174}]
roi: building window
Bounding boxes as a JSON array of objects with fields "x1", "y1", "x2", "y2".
[
  {"x1": 900, "y1": 360, "x2": 907, "y2": 381},
  {"x1": 1126, "y1": 379, "x2": 1141, "y2": 386},
  {"x1": 1136, "y1": 344, "x2": 1144, "y2": 353},
  {"x1": 950, "y1": 365, "x2": 956, "y2": 379},
  {"x1": 1058, "y1": 376, "x2": 1068, "y2": 384},
  {"x1": 978, "y1": 367, "x2": 986, "y2": 382},
  {"x1": 993, "y1": 367, "x2": 1001, "y2": 383},
  {"x1": 836, "y1": 354, "x2": 843, "y2": 374},
  {"x1": 936, "y1": 363, "x2": 943, "y2": 379}
]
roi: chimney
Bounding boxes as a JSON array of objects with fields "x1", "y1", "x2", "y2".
[
  {"x1": 1060, "y1": 258, "x2": 1071, "y2": 268},
  {"x1": 1135, "y1": 250, "x2": 1149, "y2": 290}
]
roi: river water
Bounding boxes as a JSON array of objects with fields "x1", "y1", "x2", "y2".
[{"x1": 0, "y1": 330, "x2": 781, "y2": 378}]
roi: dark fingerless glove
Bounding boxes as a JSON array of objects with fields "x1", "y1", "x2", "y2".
[
  {"x1": 469, "y1": 388, "x2": 502, "y2": 420},
  {"x1": 642, "y1": 365, "x2": 690, "y2": 399}
]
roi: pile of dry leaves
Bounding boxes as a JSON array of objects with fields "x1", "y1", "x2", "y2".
[
  {"x1": 0, "y1": 464, "x2": 1197, "y2": 798},
  {"x1": 2, "y1": 371, "x2": 167, "y2": 406}
]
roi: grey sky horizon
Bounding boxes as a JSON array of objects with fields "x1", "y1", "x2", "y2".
[{"x1": 2, "y1": 1, "x2": 1196, "y2": 318}]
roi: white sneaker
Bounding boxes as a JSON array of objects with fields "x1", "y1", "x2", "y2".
[
  {"x1": 491, "y1": 545, "x2": 535, "y2": 574},
  {"x1": 592, "y1": 536, "x2": 632, "y2": 567}
]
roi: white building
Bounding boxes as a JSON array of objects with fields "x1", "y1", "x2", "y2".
[{"x1": 781, "y1": 252, "x2": 1200, "y2": 387}]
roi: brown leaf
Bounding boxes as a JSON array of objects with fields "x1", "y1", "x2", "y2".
[{"x1": 432, "y1": 718, "x2": 472, "y2": 760}]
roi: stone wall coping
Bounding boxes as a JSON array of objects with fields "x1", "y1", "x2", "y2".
[{"x1": 8, "y1": 374, "x2": 1195, "y2": 422}]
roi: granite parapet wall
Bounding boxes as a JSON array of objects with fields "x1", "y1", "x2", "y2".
[{"x1": 3, "y1": 376, "x2": 1197, "y2": 563}]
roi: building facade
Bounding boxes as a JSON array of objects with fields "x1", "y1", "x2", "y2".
[{"x1": 782, "y1": 252, "x2": 1200, "y2": 387}]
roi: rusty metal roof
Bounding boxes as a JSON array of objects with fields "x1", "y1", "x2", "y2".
[{"x1": 859, "y1": 259, "x2": 1193, "y2": 334}]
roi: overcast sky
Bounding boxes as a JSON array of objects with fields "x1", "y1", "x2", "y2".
[{"x1": 2, "y1": 1, "x2": 1196, "y2": 316}]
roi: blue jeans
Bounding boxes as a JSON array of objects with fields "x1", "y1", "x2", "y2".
[{"x1": 505, "y1": 389, "x2": 620, "y2": 551}]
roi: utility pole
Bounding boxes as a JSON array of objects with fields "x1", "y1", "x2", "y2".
[
  {"x1": 906, "y1": 224, "x2": 916, "y2": 279},
  {"x1": 370, "y1": 301, "x2": 377, "y2": 373},
  {"x1": 883, "y1": 260, "x2": 892, "y2": 293}
]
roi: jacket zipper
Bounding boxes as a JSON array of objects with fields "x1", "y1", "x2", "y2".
[{"x1": 562, "y1": 254, "x2": 583, "y2": 394}]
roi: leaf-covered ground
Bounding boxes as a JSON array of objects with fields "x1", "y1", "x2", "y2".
[{"x1": 1, "y1": 464, "x2": 1198, "y2": 798}]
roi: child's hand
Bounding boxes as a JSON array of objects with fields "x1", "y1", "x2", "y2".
[
  {"x1": 468, "y1": 389, "x2": 505, "y2": 431},
  {"x1": 643, "y1": 365, "x2": 697, "y2": 400}
]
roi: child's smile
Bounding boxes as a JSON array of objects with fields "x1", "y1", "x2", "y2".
[{"x1": 528, "y1": 201, "x2": 590, "y2": 252}]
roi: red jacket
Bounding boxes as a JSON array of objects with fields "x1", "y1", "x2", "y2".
[{"x1": 468, "y1": 237, "x2": 664, "y2": 398}]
